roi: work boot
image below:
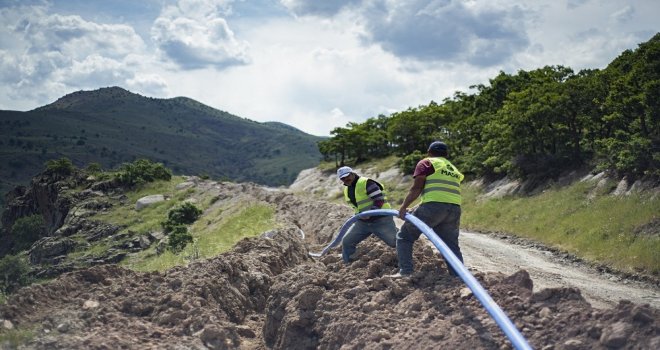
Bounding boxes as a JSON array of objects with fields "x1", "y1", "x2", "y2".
[{"x1": 384, "y1": 272, "x2": 411, "y2": 279}]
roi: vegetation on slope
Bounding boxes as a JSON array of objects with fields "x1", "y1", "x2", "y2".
[
  {"x1": 0, "y1": 86, "x2": 323, "y2": 208},
  {"x1": 0, "y1": 159, "x2": 280, "y2": 299},
  {"x1": 461, "y1": 179, "x2": 659, "y2": 276},
  {"x1": 319, "y1": 33, "x2": 659, "y2": 182}
]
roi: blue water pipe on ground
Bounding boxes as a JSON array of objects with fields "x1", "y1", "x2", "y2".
[{"x1": 309, "y1": 209, "x2": 533, "y2": 350}]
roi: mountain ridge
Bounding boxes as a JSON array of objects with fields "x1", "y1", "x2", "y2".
[{"x1": 0, "y1": 86, "x2": 323, "y2": 208}]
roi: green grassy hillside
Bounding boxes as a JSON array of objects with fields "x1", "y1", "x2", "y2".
[
  {"x1": 0, "y1": 87, "x2": 323, "y2": 207},
  {"x1": 461, "y1": 179, "x2": 659, "y2": 277}
]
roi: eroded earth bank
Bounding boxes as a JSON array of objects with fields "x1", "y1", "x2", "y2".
[{"x1": 0, "y1": 177, "x2": 658, "y2": 349}]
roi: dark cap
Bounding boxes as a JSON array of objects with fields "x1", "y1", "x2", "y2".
[{"x1": 428, "y1": 141, "x2": 448, "y2": 153}]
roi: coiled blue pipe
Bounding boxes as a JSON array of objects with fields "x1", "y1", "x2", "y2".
[{"x1": 310, "y1": 209, "x2": 533, "y2": 350}]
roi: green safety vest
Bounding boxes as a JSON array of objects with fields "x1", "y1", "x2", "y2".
[
  {"x1": 344, "y1": 177, "x2": 392, "y2": 214},
  {"x1": 421, "y1": 157, "x2": 464, "y2": 205}
]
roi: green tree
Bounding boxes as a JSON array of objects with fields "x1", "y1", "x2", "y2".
[
  {"x1": 11, "y1": 214, "x2": 45, "y2": 251},
  {"x1": 0, "y1": 254, "x2": 32, "y2": 293},
  {"x1": 167, "y1": 225, "x2": 193, "y2": 253},
  {"x1": 45, "y1": 157, "x2": 75, "y2": 176},
  {"x1": 115, "y1": 159, "x2": 172, "y2": 187},
  {"x1": 161, "y1": 202, "x2": 202, "y2": 233},
  {"x1": 595, "y1": 34, "x2": 659, "y2": 176},
  {"x1": 398, "y1": 150, "x2": 424, "y2": 174}
]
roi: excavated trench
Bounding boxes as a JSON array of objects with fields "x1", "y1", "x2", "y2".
[{"x1": 0, "y1": 180, "x2": 658, "y2": 349}]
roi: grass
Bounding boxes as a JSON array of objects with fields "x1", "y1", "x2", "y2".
[
  {"x1": 66, "y1": 240, "x2": 111, "y2": 260},
  {"x1": 89, "y1": 176, "x2": 187, "y2": 233},
  {"x1": 356, "y1": 155, "x2": 401, "y2": 174},
  {"x1": 0, "y1": 327, "x2": 36, "y2": 348},
  {"x1": 122, "y1": 202, "x2": 276, "y2": 272},
  {"x1": 461, "y1": 179, "x2": 660, "y2": 275},
  {"x1": 319, "y1": 155, "x2": 400, "y2": 174}
]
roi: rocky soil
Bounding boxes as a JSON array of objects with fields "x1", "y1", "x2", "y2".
[{"x1": 0, "y1": 170, "x2": 658, "y2": 349}]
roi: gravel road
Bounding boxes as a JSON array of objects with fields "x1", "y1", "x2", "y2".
[{"x1": 458, "y1": 230, "x2": 660, "y2": 309}]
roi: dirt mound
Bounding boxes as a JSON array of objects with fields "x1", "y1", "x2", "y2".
[
  {"x1": 1, "y1": 183, "x2": 658, "y2": 349},
  {"x1": 265, "y1": 240, "x2": 658, "y2": 349},
  {"x1": 1, "y1": 227, "x2": 308, "y2": 349}
]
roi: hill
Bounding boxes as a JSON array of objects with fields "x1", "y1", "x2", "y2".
[{"x1": 0, "y1": 87, "x2": 323, "y2": 207}]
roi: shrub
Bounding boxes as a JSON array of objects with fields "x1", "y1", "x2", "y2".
[
  {"x1": 11, "y1": 215, "x2": 45, "y2": 251},
  {"x1": 169, "y1": 202, "x2": 202, "y2": 225},
  {"x1": 115, "y1": 159, "x2": 172, "y2": 187},
  {"x1": 398, "y1": 150, "x2": 424, "y2": 175},
  {"x1": 86, "y1": 162, "x2": 103, "y2": 173},
  {"x1": 161, "y1": 203, "x2": 202, "y2": 233},
  {"x1": 45, "y1": 157, "x2": 75, "y2": 176},
  {"x1": 167, "y1": 225, "x2": 193, "y2": 253},
  {"x1": 0, "y1": 254, "x2": 32, "y2": 293}
]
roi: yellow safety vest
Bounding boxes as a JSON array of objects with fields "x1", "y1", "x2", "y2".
[
  {"x1": 344, "y1": 177, "x2": 392, "y2": 213},
  {"x1": 421, "y1": 157, "x2": 464, "y2": 205}
]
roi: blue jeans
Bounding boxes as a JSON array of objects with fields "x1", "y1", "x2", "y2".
[
  {"x1": 397, "y1": 202, "x2": 463, "y2": 275},
  {"x1": 342, "y1": 216, "x2": 397, "y2": 263}
]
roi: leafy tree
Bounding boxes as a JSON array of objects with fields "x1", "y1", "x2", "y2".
[
  {"x1": 115, "y1": 159, "x2": 172, "y2": 187},
  {"x1": 315, "y1": 34, "x2": 659, "y2": 181},
  {"x1": 168, "y1": 202, "x2": 202, "y2": 225},
  {"x1": 398, "y1": 151, "x2": 425, "y2": 174},
  {"x1": 595, "y1": 34, "x2": 660, "y2": 176},
  {"x1": 161, "y1": 202, "x2": 202, "y2": 233},
  {"x1": 45, "y1": 157, "x2": 75, "y2": 176},
  {"x1": 167, "y1": 225, "x2": 193, "y2": 253},
  {"x1": 0, "y1": 254, "x2": 32, "y2": 293},
  {"x1": 11, "y1": 214, "x2": 45, "y2": 251}
]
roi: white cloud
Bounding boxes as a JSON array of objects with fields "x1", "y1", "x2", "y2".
[
  {"x1": 126, "y1": 73, "x2": 169, "y2": 96},
  {"x1": 611, "y1": 5, "x2": 635, "y2": 24},
  {"x1": 0, "y1": 4, "x2": 163, "y2": 107},
  {"x1": 280, "y1": 0, "x2": 530, "y2": 67},
  {"x1": 280, "y1": 0, "x2": 361, "y2": 17},
  {"x1": 151, "y1": 0, "x2": 250, "y2": 69},
  {"x1": 0, "y1": 0, "x2": 658, "y2": 136}
]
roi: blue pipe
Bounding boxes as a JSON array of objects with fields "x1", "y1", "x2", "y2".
[{"x1": 310, "y1": 209, "x2": 533, "y2": 350}]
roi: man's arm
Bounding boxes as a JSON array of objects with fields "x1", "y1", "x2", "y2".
[
  {"x1": 398, "y1": 175, "x2": 425, "y2": 219},
  {"x1": 360, "y1": 180, "x2": 385, "y2": 220},
  {"x1": 366, "y1": 180, "x2": 386, "y2": 209}
]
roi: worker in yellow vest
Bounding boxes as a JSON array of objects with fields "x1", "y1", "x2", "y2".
[
  {"x1": 387, "y1": 141, "x2": 464, "y2": 278},
  {"x1": 337, "y1": 166, "x2": 397, "y2": 263}
]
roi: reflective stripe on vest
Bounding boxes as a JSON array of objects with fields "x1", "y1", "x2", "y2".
[
  {"x1": 421, "y1": 157, "x2": 464, "y2": 205},
  {"x1": 344, "y1": 177, "x2": 392, "y2": 213}
]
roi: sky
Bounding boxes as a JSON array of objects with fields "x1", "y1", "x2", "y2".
[{"x1": 0, "y1": 0, "x2": 658, "y2": 136}]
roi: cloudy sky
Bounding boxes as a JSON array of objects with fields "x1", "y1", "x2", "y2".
[{"x1": 1, "y1": 0, "x2": 658, "y2": 136}]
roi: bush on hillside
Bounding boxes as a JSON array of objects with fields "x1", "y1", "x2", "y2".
[
  {"x1": 86, "y1": 162, "x2": 103, "y2": 173},
  {"x1": 45, "y1": 157, "x2": 75, "y2": 176},
  {"x1": 167, "y1": 225, "x2": 193, "y2": 253},
  {"x1": 11, "y1": 214, "x2": 45, "y2": 252},
  {"x1": 115, "y1": 159, "x2": 172, "y2": 187},
  {"x1": 161, "y1": 202, "x2": 202, "y2": 233},
  {"x1": 398, "y1": 150, "x2": 424, "y2": 175},
  {"x1": 0, "y1": 254, "x2": 32, "y2": 294}
]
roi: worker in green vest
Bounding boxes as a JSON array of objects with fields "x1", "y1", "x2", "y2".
[
  {"x1": 337, "y1": 166, "x2": 397, "y2": 263},
  {"x1": 387, "y1": 141, "x2": 464, "y2": 278}
]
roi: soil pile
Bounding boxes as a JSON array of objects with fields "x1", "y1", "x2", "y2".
[{"x1": 1, "y1": 180, "x2": 658, "y2": 349}]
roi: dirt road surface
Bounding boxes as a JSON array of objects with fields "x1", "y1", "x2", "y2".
[{"x1": 459, "y1": 231, "x2": 660, "y2": 309}]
